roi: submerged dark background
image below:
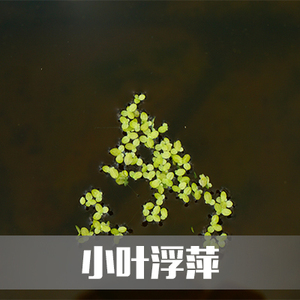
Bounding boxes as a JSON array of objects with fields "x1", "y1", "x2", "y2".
[{"x1": 0, "y1": 1, "x2": 300, "y2": 299}]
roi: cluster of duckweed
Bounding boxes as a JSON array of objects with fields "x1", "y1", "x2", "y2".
[{"x1": 76, "y1": 94, "x2": 234, "y2": 247}]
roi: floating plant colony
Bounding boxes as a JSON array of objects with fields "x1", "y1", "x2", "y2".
[{"x1": 76, "y1": 94, "x2": 234, "y2": 247}]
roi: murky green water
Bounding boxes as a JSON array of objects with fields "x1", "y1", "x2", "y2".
[{"x1": 1, "y1": 1, "x2": 300, "y2": 299}]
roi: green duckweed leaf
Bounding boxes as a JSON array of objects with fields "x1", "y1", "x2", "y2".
[
  {"x1": 146, "y1": 215, "x2": 153, "y2": 222},
  {"x1": 184, "y1": 186, "x2": 191, "y2": 195},
  {"x1": 143, "y1": 208, "x2": 150, "y2": 216},
  {"x1": 160, "y1": 208, "x2": 168, "y2": 220},
  {"x1": 93, "y1": 212, "x2": 102, "y2": 220},
  {"x1": 194, "y1": 190, "x2": 202, "y2": 200},
  {"x1": 153, "y1": 205, "x2": 160, "y2": 215},
  {"x1": 153, "y1": 214, "x2": 160, "y2": 222},
  {"x1": 79, "y1": 197, "x2": 86, "y2": 205},
  {"x1": 110, "y1": 148, "x2": 121, "y2": 156},
  {"x1": 183, "y1": 163, "x2": 191, "y2": 170},
  {"x1": 158, "y1": 123, "x2": 168, "y2": 133},
  {"x1": 118, "y1": 226, "x2": 127, "y2": 233},
  {"x1": 172, "y1": 154, "x2": 182, "y2": 165},
  {"x1": 221, "y1": 208, "x2": 232, "y2": 216},
  {"x1": 175, "y1": 168, "x2": 186, "y2": 176},
  {"x1": 110, "y1": 168, "x2": 119, "y2": 179},
  {"x1": 144, "y1": 202, "x2": 154, "y2": 210},
  {"x1": 174, "y1": 140, "x2": 183, "y2": 152},
  {"x1": 77, "y1": 93, "x2": 233, "y2": 241},
  {"x1": 92, "y1": 189, "x2": 102, "y2": 199},
  {"x1": 150, "y1": 179, "x2": 160, "y2": 189},
  {"x1": 85, "y1": 192, "x2": 92, "y2": 201},
  {"x1": 127, "y1": 103, "x2": 137, "y2": 113},
  {"x1": 138, "y1": 94, "x2": 146, "y2": 101},
  {"x1": 111, "y1": 228, "x2": 119, "y2": 235},
  {"x1": 204, "y1": 191, "x2": 213, "y2": 204},
  {"x1": 182, "y1": 154, "x2": 190, "y2": 164},
  {"x1": 80, "y1": 227, "x2": 92, "y2": 236}
]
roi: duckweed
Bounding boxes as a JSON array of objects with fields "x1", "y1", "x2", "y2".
[{"x1": 76, "y1": 93, "x2": 234, "y2": 241}]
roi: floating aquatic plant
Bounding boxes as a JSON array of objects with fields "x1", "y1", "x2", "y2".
[{"x1": 76, "y1": 94, "x2": 234, "y2": 247}]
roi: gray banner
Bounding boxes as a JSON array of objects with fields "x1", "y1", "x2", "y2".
[{"x1": 0, "y1": 236, "x2": 299, "y2": 289}]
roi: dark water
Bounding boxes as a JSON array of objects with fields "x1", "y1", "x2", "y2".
[{"x1": 1, "y1": 1, "x2": 300, "y2": 299}]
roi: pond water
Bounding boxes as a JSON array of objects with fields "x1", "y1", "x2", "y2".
[{"x1": 1, "y1": 1, "x2": 300, "y2": 299}]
